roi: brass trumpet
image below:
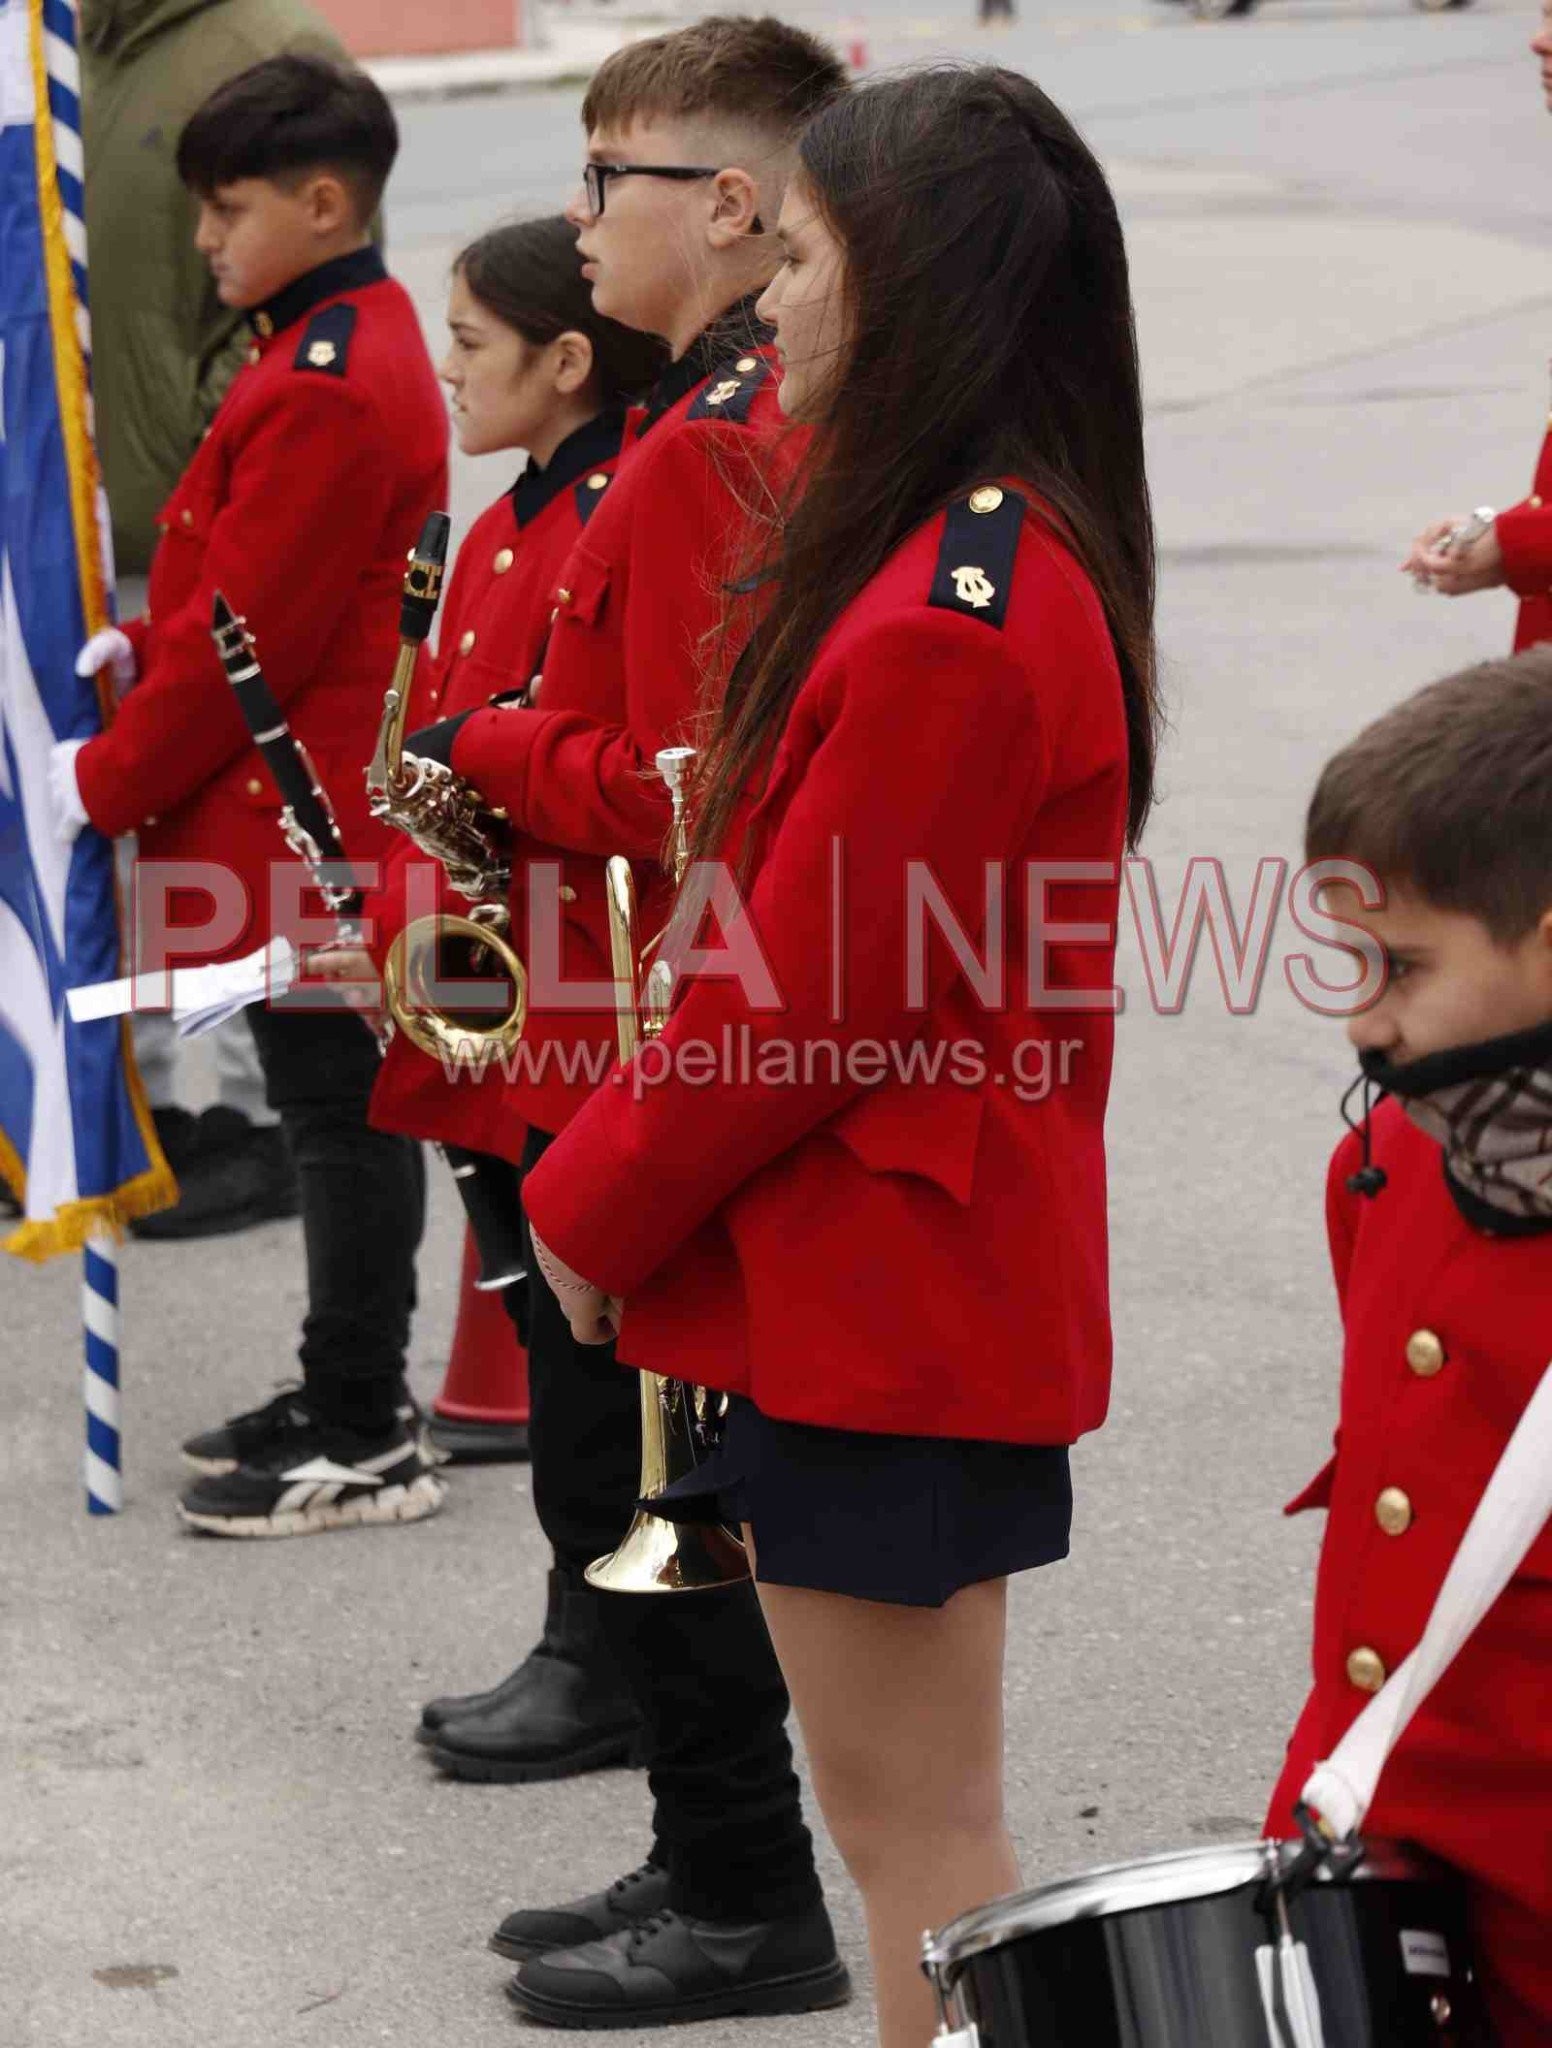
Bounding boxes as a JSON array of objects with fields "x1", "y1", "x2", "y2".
[
  {"x1": 365, "y1": 513, "x2": 527, "y2": 1062},
  {"x1": 585, "y1": 746, "x2": 750, "y2": 1595}
]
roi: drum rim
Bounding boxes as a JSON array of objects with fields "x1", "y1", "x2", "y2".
[{"x1": 921, "y1": 1837, "x2": 1451, "y2": 1972}]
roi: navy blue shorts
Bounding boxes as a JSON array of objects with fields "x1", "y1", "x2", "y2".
[{"x1": 648, "y1": 1396, "x2": 1072, "y2": 1608}]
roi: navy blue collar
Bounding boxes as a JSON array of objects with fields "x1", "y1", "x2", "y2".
[
  {"x1": 512, "y1": 411, "x2": 624, "y2": 528},
  {"x1": 639, "y1": 294, "x2": 769, "y2": 435},
  {"x1": 248, "y1": 246, "x2": 387, "y2": 341}
]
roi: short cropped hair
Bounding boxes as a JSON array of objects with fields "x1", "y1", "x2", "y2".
[
  {"x1": 581, "y1": 15, "x2": 848, "y2": 142},
  {"x1": 1306, "y1": 647, "x2": 1552, "y2": 941},
  {"x1": 176, "y1": 54, "x2": 398, "y2": 221}
]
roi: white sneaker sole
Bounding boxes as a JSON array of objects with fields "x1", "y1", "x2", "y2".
[{"x1": 178, "y1": 1472, "x2": 448, "y2": 1539}]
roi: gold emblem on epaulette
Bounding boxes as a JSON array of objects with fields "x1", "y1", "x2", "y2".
[
  {"x1": 968, "y1": 485, "x2": 1004, "y2": 515},
  {"x1": 307, "y1": 339, "x2": 338, "y2": 368},
  {"x1": 705, "y1": 378, "x2": 741, "y2": 407},
  {"x1": 254, "y1": 312, "x2": 274, "y2": 338},
  {"x1": 952, "y1": 565, "x2": 995, "y2": 610}
]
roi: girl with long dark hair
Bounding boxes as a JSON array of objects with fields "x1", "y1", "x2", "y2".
[{"x1": 522, "y1": 68, "x2": 1159, "y2": 2044}]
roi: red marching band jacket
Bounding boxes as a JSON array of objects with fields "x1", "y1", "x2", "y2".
[
  {"x1": 1494, "y1": 367, "x2": 1552, "y2": 652},
  {"x1": 436, "y1": 342, "x2": 791, "y2": 1142},
  {"x1": 1266, "y1": 1104, "x2": 1552, "y2": 2046},
  {"x1": 361, "y1": 412, "x2": 627, "y2": 1164},
  {"x1": 522, "y1": 485, "x2": 1129, "y2": 1446},
  {"x1": 76, "y1": 248, "x2": 448, "y2": 965}
]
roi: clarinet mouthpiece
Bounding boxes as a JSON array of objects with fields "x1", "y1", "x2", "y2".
[{"x1": 210, "y1": 590, "x2": 255, "y2": 675}]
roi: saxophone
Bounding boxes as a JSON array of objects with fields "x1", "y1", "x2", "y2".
[
  {"x1": 584, "y1": 747, "x2": 750, "y2": 1595},
  {"x1": 364, "y1": 512, "x2": 527, "y2": 1061}
]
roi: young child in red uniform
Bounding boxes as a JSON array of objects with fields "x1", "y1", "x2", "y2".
[
  {"x1": 327, "y1": 216, "x2": 664, "y2": 1190},
  {"x1": 524, "y1": 66, "x2": 1160, "y2": 2048},
  {"x1": 53, "y1": 55, "x2": 450, "y2": 1537},
  {"x1": 311, "y1": 213, "x2": 665, "y2": 1778},
  {"x1": 1266, "y1": 652, "x2": 1552, "y2": 2048}
]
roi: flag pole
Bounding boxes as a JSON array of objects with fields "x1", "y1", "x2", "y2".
[{"x1": 83, "y1": 1231, "x2": 122, "y2": 1514}]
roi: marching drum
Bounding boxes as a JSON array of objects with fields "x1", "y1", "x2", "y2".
[{"x1": 922, "y1": 1839, "x2": 1493, "y2": 2048}]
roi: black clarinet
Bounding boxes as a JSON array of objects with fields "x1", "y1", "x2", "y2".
[
  {"x1": 209, "y1": 587, "x2": 527, "y2": 1297},
  {"x1": 211, "y1": 591, "x2": 359, "y2": 914}
]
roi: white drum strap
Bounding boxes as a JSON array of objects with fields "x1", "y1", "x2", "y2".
[{"x1": 1302, "y1": 1361, "x2": 1552, "y2": 1841}]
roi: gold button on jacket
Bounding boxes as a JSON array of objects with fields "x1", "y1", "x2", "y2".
[
  {"x1": 1405, "y1": 1329, "x2": 1445, "y2": 1377},
  {"x1": 1346, "y1": 1646, "x2": 1387, "y2": 1693},
  {"x1": 1374, "y1": 1487, "x2": 1413, "y2": 1537},
  {"x1": 458, "y1": 629, "x2": 477, "y2": 655},
  {"x1": 245, "y1": 777, "x2": 263, "y2": 796},
  {"x1": 493, "y1": 549, "x2": 514, "y2": 574}
]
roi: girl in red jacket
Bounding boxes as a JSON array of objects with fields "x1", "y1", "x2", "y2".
[
  {"x1": 311, "y1": 215, "x2": 665, "y2": 1776},
  {"x1": 333, "y1": 215, "x2": 663, "y2": 1179},
  {"x1": 520, "y1": 67, "x2": 1160, "y2": 2048}
]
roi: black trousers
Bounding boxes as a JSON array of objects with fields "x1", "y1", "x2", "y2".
[
  {"x1": 516, "y1": 1126, "x2": 819, "y2": 1922},
  {"x1": 247, "y1": 1003, "x2": 424, "y2": 1432}
]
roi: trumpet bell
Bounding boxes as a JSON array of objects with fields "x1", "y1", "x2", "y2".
[
  {"x1": 586, "y1": 1368, "x2": 750, "y2": 1592},
  {"x1": 384, "y1": 912, "x2": 527, "y2": 1061},
  {"x1": 585, "y1": 1509, "x2": 748, "y2": 1594}
]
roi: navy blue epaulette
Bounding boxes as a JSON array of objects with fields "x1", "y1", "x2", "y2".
[
  {"x1": 687, "y1": 351, "x2": 771, "y2": 423},
  {"x1": 293, "y1": 303, "x2": 357, "y2": 378},
  {"x1": 573, "y1": 469, "x2": 613, "y2": 525},
  {"x1": 927, "y1": 485, "x2": 1026, "y2": 629}
]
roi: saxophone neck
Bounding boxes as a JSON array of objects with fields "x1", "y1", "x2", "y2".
[
  {"x1": 365, "y1": 641, "x2": 420, "y2": 800},
  {"x1": 368, "y1": 511, "x2": 451, "y2": 801}
]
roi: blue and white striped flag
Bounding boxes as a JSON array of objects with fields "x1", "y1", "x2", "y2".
[{"x1": 0, "y1": 0, "x2": 170, "y2": 1261}]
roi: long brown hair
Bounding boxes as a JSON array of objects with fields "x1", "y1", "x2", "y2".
[{"x1": 692, "y1": 66, "x2": 1159, "y2": 863}]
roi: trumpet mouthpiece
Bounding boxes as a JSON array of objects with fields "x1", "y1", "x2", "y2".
[{"x1": 655, "y1": 745, "x2": 697, "y2": 795}]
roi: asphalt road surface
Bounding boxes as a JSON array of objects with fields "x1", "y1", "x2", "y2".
[{"x1": 5, "y1": 2, "x2": 1546, "y2": 2042}]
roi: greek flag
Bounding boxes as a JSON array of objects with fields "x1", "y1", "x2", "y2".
[{"x1": 0, "y1": 0, "x2": 168, "y2": 1259}]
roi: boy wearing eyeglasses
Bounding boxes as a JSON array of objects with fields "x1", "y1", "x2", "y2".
[{"x1": 402, "y1": 17, "x2": 859, "y2": 2030}]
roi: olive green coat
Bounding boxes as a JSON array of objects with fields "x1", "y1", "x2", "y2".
[{"x1": 81, "y1": 0, "x2": 351, "y2": 573}]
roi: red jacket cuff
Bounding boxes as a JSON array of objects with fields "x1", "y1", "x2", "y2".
[
  {"x1": 74, "y1": 729, "x2": 139, "y2": 838},
  {"x1": 451, "y1": 704, "x2": 540, "y2": 826},
  {"x1": 519, "y1": 1088, "x2": 676, "y2": 1300},
  {"x1": 1494, "y1": 501, "x2": 1552, "y2": 597}
]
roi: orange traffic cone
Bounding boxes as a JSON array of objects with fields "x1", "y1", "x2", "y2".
[{"x1": 427, "y1": 1225, "x2": 531, "y2": 1462}]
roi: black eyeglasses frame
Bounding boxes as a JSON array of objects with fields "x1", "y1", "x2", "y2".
[{"x1": 582, "y1": 162, "x2": 721, "y2": 218}]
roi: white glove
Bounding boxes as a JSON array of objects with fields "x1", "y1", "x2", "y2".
[
  {"x1": 75, "y1": 626, "x2": 137, "y2": 697},
  {"x1": 48, "y1": 740, "x2": 90, "y2": 845}
]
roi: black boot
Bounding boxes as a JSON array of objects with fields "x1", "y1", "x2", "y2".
[{"x1": 428, "y1": 1566, "x2": 644, "y2": 1783}]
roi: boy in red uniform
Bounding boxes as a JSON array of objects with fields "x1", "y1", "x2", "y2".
[
  {"x1": 50, "y1": 54, "x2": 449, "y2": 1536},
  {"x1": 1267, "y1": 651, "x2": 1552, "y2": 2047},
  {"x1": 381, "y1": 18, "x2": 856, "y2": 2026}
]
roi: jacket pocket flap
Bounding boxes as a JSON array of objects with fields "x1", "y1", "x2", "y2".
[
  {"x1": 829, "y1": 1079, "x2": 985, "y2": 1205},
  {"x1": 1283, "y1": 1452, "x2": 1337, "y2": 1517},
  {"x1": 558, "y1": 549, "x2": 610, "y2": 628}
]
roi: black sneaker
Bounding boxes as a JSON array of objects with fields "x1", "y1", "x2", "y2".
[
  {"x1": 503, "y1": 1898, "x2": 851, "y2": 2028},
  {"x1": 490, "y1": 1860, "x2": 671, "y2": 1963},
  {"x1": 177, "y1": 1420, "x2": 446, "y2": 1538},
  {"x1": 181, "y1": 1381, "x2": 423, "y2": 1476},
  {"x1": 130, "y1": 1106, "x2": 298, "y2": 1241}
]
